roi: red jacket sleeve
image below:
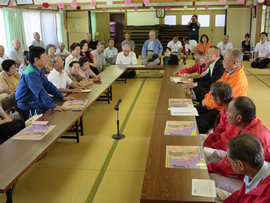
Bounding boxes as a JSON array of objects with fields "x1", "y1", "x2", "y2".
[{"x1": 179, "y1": 63, "x2": 201, "y2": 74}]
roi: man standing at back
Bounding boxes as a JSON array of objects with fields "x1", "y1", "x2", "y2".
[{"x1": 31, "y1": 32, "x2": 45, "y2": 48}]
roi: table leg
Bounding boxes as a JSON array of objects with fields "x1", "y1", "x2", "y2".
[
  {"x1": 75, "y1": 121, "x2": 79, "y2": 143},
  {"x1": 80, "y1": 116, "x2": 84, "y2": 136},
  {"x1": 6, "y1": 181, "x2": 18, "y2": 203},
  {"x1": 110, "y1": 85, "x2": 112, "y2": 100}
]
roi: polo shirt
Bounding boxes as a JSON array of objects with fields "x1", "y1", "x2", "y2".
[
  {"x1": 104, "y1": 47, "x2": 118, "y2": 59},
  {"x1": 116, "y1": 52, "x2": 137, "y2": 65},
  {"x1": 31, "y1": 40, "x2": 45, "y2": 48},
  {"x1": 254, "y1": 41, "x2": 270, "y2": 58},
  {"x1": 8, "y1": 48, "x2": 24, "y2": 63},
  {"x1": 185, "y1": 40, "x2": 198, "y2": 52},
  {"x1": 217, "y1": 41, "x2": 233, "y2": 56},
  {"x1": 121, "y1": 40, "x2": 135, "y2": 50},
  {"x1": 91, "y1": 49, "x2": 106, "y2": 72},
  {"x1": 167, "y1": 40, "x2": 182, "y2": 53}
]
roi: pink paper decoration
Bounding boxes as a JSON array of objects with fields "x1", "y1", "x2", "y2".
[
  {"x1": 256, "y1": 1, "x2": 259, "y2": 6},
  {"x1": 58, "y1": 2, "x2": 64, "y2": 9},
  {"x1": 249, "y1": 3, "x2": 253, "y2": 8},
  {"x1": 90, "y1": 0, "x2": 96, "y2": 7},
  {"x1": 167, "y1": 7, "x2": 171, "y2": 11},
  {"x1": 143, "y1": 0, "x2": 150, "y2": 5},
  {"x1": 71, "y1": 0, "x2": 77, "y2": 8},
  {"x1": 219, "y1": 0, "x2": 226, "y2": 4},
  {"x1": 103, "y1": 8, "x2": 107, "y2": 12},
  {"x1": 205, "y1": 5, "x2": 209, "y2": 9},
  {"x1": 237, "y1": 0, "x2": 244, "y2": 3},
  {"x1": 125, "y1": 0, "x2": 131, "y2": 5},
  {"x1": 134, "y1": 6, "x2": 138, "y2": 11},
  {"x1": 8, "y1": 1, "x2": 12, "y2": 7},
  {"x1": 119, "y1": 7, "x2": 123, "y2": 11}
]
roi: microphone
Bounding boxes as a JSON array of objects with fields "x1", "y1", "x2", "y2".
[{"x1": 114, "y1": 99, "x2": 122, "y2": 110}]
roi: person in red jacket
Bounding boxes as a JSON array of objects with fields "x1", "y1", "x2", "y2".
[
  {"x1": 173, "y1": 50, "x2": 208, "y2": 76},
  {"x1": 215, "y1": 133, "x2": 270, "y2": 203},
  {"x1": 208, "y1": 97, "x2": 270, "y2": 194}
]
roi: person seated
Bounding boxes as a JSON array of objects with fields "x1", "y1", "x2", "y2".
[
  {"x1": 80, "y1": 33, "x2": 95, "y2": 51},
  {"x1": 78, "y1": 57, "x2": 101, "y2": 81},
  {"x1": 45, "y1": 44, "x2": 56, "y2": 72},
  {"x1": 121, "y1": 33, "x2": 136, "y2": 52},
  {"x1": 0, "y1": 104, "x2": 25, "y2": 144},
  {"x1": 80, "y1": 42, "x2": 99, "y2": 75},
  {"x1": 174, "y1": 50, "x2": 208, "y2": 77},
  {"x1": 48, "y1": 56, "x2": 83, "y2": 95},
  {"x1": 208, "y1": 97, "x2": 270, "y2": 194},
  {"x1": 201, "y1": 82, "x2": 238, "y2": 162},
  {"x1": 116, "y1": 44, "x2": 137, "y2": 78},
  {"x1": 217, "y1": 35, "x2": 233, "y2": 60},
  {"x1": 56, "y1": 42, "x2": 70, "y2": 59},
  {"x1": 183, "y1": 46, "x2": 224, "y2": 104},
  {"x1": 0, "y1": 45, "x2": 9, "y2": 71},
  {"x1": 8, "y1": 39, "x2": 24, "y2": 67},
  {"x1": 241, "y1": 33, "x2": 255, "y2": 61},
  {"x1": 216, "y1": 134, "x2": 270, "y2": 203},
  {"x1": 163, "y1": 47, "x2": 179, "y2": 65},
  {"x1": 141, "y1": 30, "x2": 163, "y2": 65},
  {"x1": 31, "y1": 32, "x2": 45, "y2": 48},
  {"x1": 192, "y1": 34, "x2": 213, "y2": 55},
  {"x1": 18, "y1": 51, "x2": 29, "y2": 75},
  {"x1": 167, "y1": 35, "x2": 183, "y2": 60},
  {"x1": 104, "y1": 38, "x2": 118, "y2": 66},
  {"x1": 91, "y1": 42, "x2": 106, "y2": 73},
  {"x1": 0, "y1": 59, "x2": 20, "y2": 94},
  {"x1": 65, "y1": 43, "x2": 81, "y2": 73},
  {"x1": 15, "y1": 47, "x2": 74, "y2": 119},
  {"x1": 195, "y1": 49, "x2": 249, "y2": 134},
  {"x1": 183, "y1": 37, "x2": 198, "y2": 59},
  {"x1": 251, "y1": 32, "x2": 270, "y2": 69},
  {"x1": 67, "y1": 61, "x2": 94, "y2": 87}
]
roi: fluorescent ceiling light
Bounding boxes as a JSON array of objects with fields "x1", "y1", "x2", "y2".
[
  {"x1": 195, "y1": 1, "x2": 244, "y2": 6},
  {"x1": 96, "y1": 3, "x2": 143, "y2": 8}
]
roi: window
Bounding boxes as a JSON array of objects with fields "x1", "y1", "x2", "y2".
[
  {"x1": 0, "y1": 9, "x2": 7, "y2": 51},
  {"x1": 165, "y1": 15, "x2": 176, "y2": 25},
  {"x1": 215, "y1": 14, "x2": 226, "y2": 27},
  {"x1": 181, "y1": 15, "x2": 193, "y2": 25},
  {"x1": 198, "y1": 15, "x2": 210, "y2": 27}
]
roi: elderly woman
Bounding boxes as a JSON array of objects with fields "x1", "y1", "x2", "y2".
[
  {"x1": 64, "y1": 43, "x2": 81, "y2": 73},
  {"x1": 0, "y1": 59, "x2": 20, "y2": 95},
  {"x1": 78, "y1": 57, "x2": 101, "y2": 81},
  {"x1": 45, "y1": 44, "x2": 55, "y2": 72},
  {"x1": 163, "y1": 47, "x2": 179, "y2": 65},
  {"x1": 18, "y1": 51, "x2": 29, "y2": 75}
]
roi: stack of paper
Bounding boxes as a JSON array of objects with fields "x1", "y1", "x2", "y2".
[
  {"x1": 170, "y1": 77, "x2": 188, "y2": 83},
  {"x1": 168, "y1": 107, "x2": 198, "y2": 116},
  {"x1": 164, "y1": 121, "x2": 196, "y2": 136},
  {"x1": 12, "y1": 125, "x2": 56, "y2": 140},
  {"x1": 169, "y1": 99, "x2": 193, "y2": 108},
  {"x1": 192, "y1": 179, "x2": 216, "y2": 197},
  {"x1": 62, "y1": 99, "x2": 88, "y2": 110}
]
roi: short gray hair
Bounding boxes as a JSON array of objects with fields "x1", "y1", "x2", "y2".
[
  {"x1": 223, "y1": 35, "x2": 229, "y2": 39},
  {"x1": 228, "y1": 133, "x2": 264, "y2": 168},
  {"x1": 210, "y1": 81, "x2": 233, "y2": 103},
  {"x1": 228, "y1": 49, "x2": 243, "y2": 65},
  {"x1": 97, "y1": 42, "x2": 105, "y2": 47},
  {"x1": 123, "y1": 44, "x2": 130, "y2": 50},
  {"x1": 12, "y1": 39, "x2": 19, "y2": 44},
  {"x1": 209, "y1": 46, "x2": 221, "y2": 56},
  {"x1": 51, "y1": 55, "x2": 61, "y2": 64}
]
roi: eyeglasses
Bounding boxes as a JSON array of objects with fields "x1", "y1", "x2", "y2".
[
  {"x1": 195, "y1": 57, "x2": 203, "y2": 64},
  {"x1": 206, "y1": 52, "x2": 215, "y2": 56}
]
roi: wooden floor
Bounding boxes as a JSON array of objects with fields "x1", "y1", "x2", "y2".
[{"x1": 0, "y1": 59, "x2": 269, "y2": 203}]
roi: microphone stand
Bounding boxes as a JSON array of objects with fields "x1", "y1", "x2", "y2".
[{"x1": 112, "y1": 100, "x2": 125, "y2": 139}]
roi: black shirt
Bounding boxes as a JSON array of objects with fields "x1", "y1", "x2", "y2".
[
  {"x1": 163, "y1": 54, "x2": 179, "y2": 65},
  {"x1": 242, "y1": 41, "x2": 251, "y2": 52},
  {"x1": 80, "y1": 39, "x2": 95, "y2": 50}
]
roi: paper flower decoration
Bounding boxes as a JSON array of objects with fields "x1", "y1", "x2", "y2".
[
  {"x1": 90, "y1": 0, "x2": 96, "y2": 7},
  {"x1": 119, "y1": 7, "x2": 123, "y2": 11},
  {"x1": 71, "y1": 0, "x2": 77, "y2": 8},
  {"x1": 263, "y1": 0, "x2": 267, "y2": 5},
  {"x1": 43, "y1": 2, "x2": 49, "y2": 8},
  {"x1": 143, "y1": 0, "x2": 150, "y2": 5},
  {"x1": 8, "y1": 1, "x2": 12, "y2": 7},
  {"x1": 167, "y1": 7, "x2": 171, "y2": 11},
  {"x1": 237, "y1": 0, "x2": 244, "y2": 3},
  {"x1": 150, "y1": 6, "x2": 154, "y2": 10},
  {"x1": 58, "y1": 2, "x2": 64, "y2": 9},
  {"x1": 76, "y1": 6, "x2": 81, "y2": 10},
  {"x1": 205, "y1": 5, "x2": 209, "y2": 9},
  {"x1": 225, "y1": 5, "x2": 229, "y2": 9},
  {"x1": 258, "y1": 0, "x2": 264, "y2": 3},
  {"x1": 125, "y1": 0, "x2": 131, "y2": 5},
  {"x1": 256, "y1": 2, "x2": 259, "y2": 6},
  {"x1": 107, "y1": 0, "x2": 113, "y2": 6},
  {"x1": 183, "y1": 6, "x2": 188, "y2": 10},
  {"x1": 249, "y1": 3, "x2": 253, "y2": 8},
  {"x1": 219, "y1": 0, "x2": 226, "y2": 4},
  {"x1": 134, "y1": 6, "x2": 138, "y2": 11},
  {"x1": 103, "y1": 8, "x2": 107, "y2": 12}
]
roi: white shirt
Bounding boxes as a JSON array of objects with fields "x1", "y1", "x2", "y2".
[
  {"x1": 185, "y1": 40, "x2": 198, "y2": 53},
  {"x1": 217, "y1": 41, "x2": 233, "y2": 56},
  {"x1": 0, "y1": 55, "x2": 9, "y2": 71},
  {"x1": 64, "y1": 54, "x2": 80, "y2": 73},
  {"x1": 116, "y1": 52, "x2": 137, "y2": 65},
  {"x1": 104, "y1": 47, "x2": 118, "y2": 59},
  {"x1": 56, "y1": 49, "x2": 70, "y2": 56},
  {"x1": 48, "y1": 69, "x2": 73, "y2": 89},
  {"x1": 167, "y1": 41, "x2": 182, "y2": 53},
  {"x1": 209, "y1": 58, "x2": 219, "y2": 77},
  {"x1": 254, "y1": 41, "x2": 270, "y2": 58}
]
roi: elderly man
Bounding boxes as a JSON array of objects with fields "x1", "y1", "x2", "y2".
[
  {"x1": 30, "y1": 32, "x2": 45, "y2": 48},
  {"x1": 183, "y1": 46, "x2": 224, "y2": 104},
  {"x1": 56, "y1": 42, "x2": 70, "y2": 59},
  {"x1": 215, "y1": 134, "x2": 270, "y2": 202},
  {"x1": 0, "y1": 45, "x2": 9, "y2": 71},
  {"x1": 217, "y1": 35, "x2": 233, "y2": 60},
  {"x1": 208, "y1": 97, "x2": 270, "y2": 194},
  {"x1": 116, "y1": 44, "x2": 137, "y2": 78},
  {"x1": 80, "y1": 33, "x2": 95, "y2": 51},
  {"x1": 48, "y1": 56, "x2": 82, "y2": 96},
  {"x1": 15, "y1": 47, "x2": 74, "y2": 119},
  {"x1": 91, "y1": 42, "x2": 106, "y2": 73},
  {"x1": 8, "y1": 39, "x2": 24, "y2": 66},
  {"x1": 183, "y1": 37, "x2": 198, "y2": 59},
  {"x1": 251, "y1": 32, "x2": 270, "y2": 69},
  {"x1": 104, "y1": 38, "x2": 118, "y2": 66},
  {"x1": 141, "y1": 31, "x2": 163, "y2": 65}
]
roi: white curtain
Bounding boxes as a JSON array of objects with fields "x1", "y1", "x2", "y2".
[
  {"x1": 0, "y1": 9, "x2": 8, "y2": 52},
  {"x1": 23, "y1": 9, "x2": 42, "y2": 48},
  {"x1": 40, "y1": 10, "x2": 58, "y2": 48}
]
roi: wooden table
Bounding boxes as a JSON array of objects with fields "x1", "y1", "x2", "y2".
[{"x1": 140, "y1": 65, "x2": 215, "y2": 203}]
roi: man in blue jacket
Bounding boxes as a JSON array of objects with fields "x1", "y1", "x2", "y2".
[
  {"x1": 15, "y1": 46, "x2": 74, "y2": 119},
  {"x1": 141, "y1": 31, "x2": 163, "y2": 65}
]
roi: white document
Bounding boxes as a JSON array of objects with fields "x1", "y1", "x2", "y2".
[
  {"x1": 192, "y1": 179, "x2": 216, "y2": 197},
  {"x1": 168, "y1": 107, "x2": 199, "y2": 116},
  {"x1": 127, "y1": 65, "x2": 146, "y2": 68},
  {"x1": 170, "y1": 77, "x2": 189, "y2": 83}
]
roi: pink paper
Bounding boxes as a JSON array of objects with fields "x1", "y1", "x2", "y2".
[{"x1": 31, "y1": 121, "x2": 49, "y2": 125}]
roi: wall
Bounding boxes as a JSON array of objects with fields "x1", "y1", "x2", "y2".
[
  {"x1": 227, "y1": 8, "x2": 251, "y2": 49},
  {"x1": 127, "y1": 11, "x2": 159, "y2": 26}
]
